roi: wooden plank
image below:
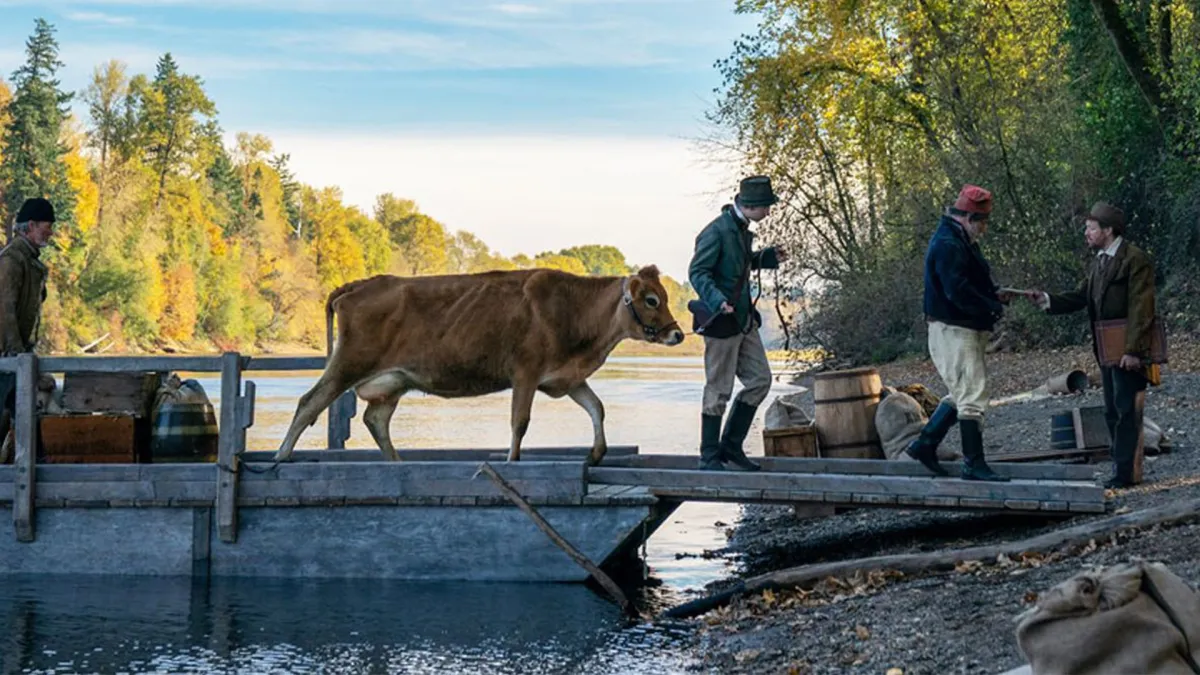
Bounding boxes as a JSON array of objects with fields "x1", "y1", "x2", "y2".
[
  {"x1": 215, "y1": 353, "x2": 243, "y2": 543},
  {"x1": 243, "y1": 356, "x2": 326, "y2": 371},
  {"x1": 35, "y1": 465, "x2": 142, "y2": 482},
  {"x1": 238, "y1": 445, "x2": 639, "y2": 463},
  {"x1": 13, "y1": 353, "x2": 38, "y2": 542},
  {"x1": 60, "y1": 372, "x2": 162, "y2": 417},
  {"x1": 586, "y1": 467, "x2": 1106, "y2": 505},
  {"x1": 601, "y1": 454, "x2": 1095, "y2": 482},
  {"x1": 1040, "y1": 501, "x2": 1069, "y2": 512},
  {"x1": 36, "y1": 481, "x2": 156, "y2": 502},
  {"x1": 853, "y1": 494, "x2": 897, "y2": 506},
  {"x1": 923, "y1": 496, "x2": 959, "y2": 508},
  {"x1": 959, "y1": 497, "x2": 1006, "y2": 510},
  {"x1": 41, "y1": 356, "x2": 223, "y2": 373},
  {"x1": 1004, "y1": 499, "x2": 1042, "y2": 511},
  {"x1": 193, "y1": 507, "x2": 211, "y2": 578},
  {"x1": 152, "y1": 480, "x2": 216, "y2": 502}
]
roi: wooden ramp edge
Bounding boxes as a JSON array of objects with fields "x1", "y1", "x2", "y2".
[{"x1": 586, "y1": 466, "x2": 1107, "y2": 516}]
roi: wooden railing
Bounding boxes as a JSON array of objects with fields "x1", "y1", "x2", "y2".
[{"x1": 0, "y1": 352, "x2": 353, "y2": 543}]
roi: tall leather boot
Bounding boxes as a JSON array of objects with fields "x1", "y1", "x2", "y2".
[
  {"x1": 699, "y1": 414, "x2": 725, "y2": 471},
  {"x1": 904, "y1": 401, "x2": 956, "y2": 477},
  {"x1": 719, "y1": 401, "x2": 762, "y2": 472},
  {"x1": 959, "y1": 418, "x2": 1009, "y2": 482}
]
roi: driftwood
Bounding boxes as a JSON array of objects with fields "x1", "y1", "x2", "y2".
[
  {"x1": 476, "y1": 462, "x2": 638, "y2": 618},
  {"x1": 664, "y1": 498, "x2": 1200, "y2": 619}
]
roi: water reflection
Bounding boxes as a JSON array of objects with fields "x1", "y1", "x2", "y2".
[{"x1": 0, "y1": 576, "x2": 697, "y2": 674}]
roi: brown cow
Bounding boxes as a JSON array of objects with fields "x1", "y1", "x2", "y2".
[{"x1": 273, "y1": 265, "x2": 684, "y2": 465}]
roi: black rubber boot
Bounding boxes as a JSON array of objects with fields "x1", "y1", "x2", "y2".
[
  {"x1": 699, "y1": 414, "x2": 725, "y2": 471},
  {"x1": 904, "y1": 401, "x2": 956, "y2": 477},
  {"x1": 959, "y1": 418, "x2": 1009, "y2": 482},
  {"x1": 719, "y1": 401, "x2": 762, "y2": 472}
]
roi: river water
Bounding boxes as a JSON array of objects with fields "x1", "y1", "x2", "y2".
[{"x1": 1, "y1": 356, "x2": 806, "y2": 674}]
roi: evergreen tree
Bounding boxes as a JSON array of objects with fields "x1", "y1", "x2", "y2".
[{"x1": 0, "y1": 18, "x2": 76, "y2": 233}]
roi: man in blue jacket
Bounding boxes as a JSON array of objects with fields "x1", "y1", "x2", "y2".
[
  {"x1": 905, "y1": 184, "x2": 1012, "y2": 482},
  {"x1": 688, "y1": 176, "x2": 787, "y2": 471}
]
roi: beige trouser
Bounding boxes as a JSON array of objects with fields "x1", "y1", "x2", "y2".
[
  {"x1": 703, "y1": 327, "x2": 772, "y2": 417},
  {"x1": 927, "y1": 321, "x2": 989, "y2": 422}
]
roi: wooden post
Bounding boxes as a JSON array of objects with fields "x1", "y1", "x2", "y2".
[
  {"x1": 12, "y1": 353, "x2": 38, "y2": 542},
  {"x1": 477, "y1": 462, "x2": 639, "y2": 617},
  {"x1": 216, "y1": 352, "x2": 244, "y2": 543},
  {"x1": 1133, "y1": 390, "x2": 1146, "y2": 484},
  {"x1": 327, "y1": 391, "x2": 355, "y2": 449}
]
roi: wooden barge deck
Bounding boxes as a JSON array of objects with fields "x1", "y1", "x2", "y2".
[{"x1": 0, "y1": 353, "x2": 1108, "y2": 582}]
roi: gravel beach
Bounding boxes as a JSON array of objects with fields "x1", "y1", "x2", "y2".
[{"x1": 678, "y1": 339, "x2": 1200, "y2": 675}]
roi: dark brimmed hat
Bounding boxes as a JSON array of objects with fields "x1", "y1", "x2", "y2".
[
  {"x1": 15, "y1": 197, "x2": 56, "y2": 223},
  {"x1": 738, "y1": 175, "x2": 778, "y2": 208},
  {"x1": 1087, "y1": 201, "x2": 1125, "y2": 232}
]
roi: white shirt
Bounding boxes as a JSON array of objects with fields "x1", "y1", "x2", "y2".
[
  {"x1": 732, "y1": 201, "x2": 748, "y2": 225},
  {"x1": 1037, "y1": 237, "x2": 1124, "y2": 310}
]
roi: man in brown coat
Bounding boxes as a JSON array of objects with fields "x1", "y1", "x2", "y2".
[
  {"x1": 1028, "y1": 202, "x2": 1157, "y2": 489},
  {"x1": 0, "y1": 197, "x2": 55, "y2": 457}
]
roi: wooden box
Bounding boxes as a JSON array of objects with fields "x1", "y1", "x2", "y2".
[
  {"x1": 38, "y1": 413, "x2": 151, "y2": 464},
  {"x1": 763, "y1": 424, "x2": 819, "y2": 458},
  {"x1": 61, "y1": 372, "x2": 164, "y2": 418}
]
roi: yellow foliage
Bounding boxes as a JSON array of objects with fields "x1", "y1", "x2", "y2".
[
  {"x1": 161, "y1": 262, "x2": 198, "y2": 342},
  {"x1": 63, "y1": 149, "x2": 98, "y2": 234}
]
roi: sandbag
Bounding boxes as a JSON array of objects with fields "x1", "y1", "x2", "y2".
[
  {"x1": 1016, "y1": 561, "x2": 1200, "y2": 675},
  {"x1": 152, "y1": 373, "x2": 213, "y2": 413},
  {"x1": 765, "y1": 392, "x2": 811, "y2": 430},
  {"x1": 1145, "y1": 417, "x2": 1173, "y2": 455},
  {"x1": 876, "y1": 387, "x2": 960, "y2": 461}
]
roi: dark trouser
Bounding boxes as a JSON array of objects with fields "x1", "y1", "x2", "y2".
[{"x1": 1102, "y1": 366, "x2": 1146, "y2": 484}]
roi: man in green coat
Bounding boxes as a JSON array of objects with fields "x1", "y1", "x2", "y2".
[
  {"x1": 688, "y1": 176, "x2": 787, "y2": 471},
  {"x1": 0, "y1": 197, "x2": 55, "y2": 457}
]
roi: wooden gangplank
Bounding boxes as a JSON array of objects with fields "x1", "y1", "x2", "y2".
[{"x1": 587, "y1": 456, "x2": 1106, "y2": 515}]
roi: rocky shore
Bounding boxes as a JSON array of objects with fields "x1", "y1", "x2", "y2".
[{"x1": 678, "y1": 339, "x2": 1200, "y2": 675}]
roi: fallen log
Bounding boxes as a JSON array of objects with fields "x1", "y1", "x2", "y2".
[{"x1": 664, "y1": 497, "x2": 1200, "y2": 619}]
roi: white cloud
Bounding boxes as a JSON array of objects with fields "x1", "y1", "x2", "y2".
[
  {"x1": 63, "y1": 10, "x2": 135, "y2": 25},
  {"x1": 492, "y1": 3, "x2": 542, "y2": 15},
  {"x1": 262, "y1": 131, "x2": 744, "y2": 280}
]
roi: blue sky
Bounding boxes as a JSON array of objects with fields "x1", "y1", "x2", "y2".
[{"x1": 0, "y1": 1, "x2": 763, "y2": 278}]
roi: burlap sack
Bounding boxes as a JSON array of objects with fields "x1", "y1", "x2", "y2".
[
  {"x1": 765, "y1": 392, "x2": 811, "y2": 430},
  {"x1": 1016, "y1": 561, "x2": 1200, "y2": 675},
  {"x1": 876, "y1": 387, "x2": 926, "y2": 460},
  {"x1": 875, "y1": 388, "x2": 961, "y2": 461}
]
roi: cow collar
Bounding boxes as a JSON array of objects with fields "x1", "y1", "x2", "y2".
[{"x1": 621, "y1": 277, "x2": 660, "y2": 340}]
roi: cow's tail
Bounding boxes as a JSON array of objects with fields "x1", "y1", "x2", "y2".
[{"x1": 324, "y1": 280, "x2": 361, "y2": 358}]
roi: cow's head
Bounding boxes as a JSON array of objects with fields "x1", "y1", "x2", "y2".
[{"x1": 623, "y1": 265, "x2": 684, "y2": 346}]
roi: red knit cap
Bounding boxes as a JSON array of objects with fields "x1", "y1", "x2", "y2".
[{"x1": 953, "y1": 184, "x2": 993, "y2": 215}]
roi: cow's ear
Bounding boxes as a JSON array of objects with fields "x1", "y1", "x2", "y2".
[
  {"x1": 637, "y1": 265, "x2": 660, "y2": 279},
  {"x1": 627, "y1": 276, "x2": 643, "y2": 296}
]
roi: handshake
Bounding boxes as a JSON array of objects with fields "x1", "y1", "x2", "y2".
[{"x1": 996, "y1": 287, "x2": 1047, "y2": 307}]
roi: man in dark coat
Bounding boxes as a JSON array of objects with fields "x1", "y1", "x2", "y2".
[
  {"x1": 1028, "y1": 202, "x2": 1157, "y2": 489},
  {"x1": 905, "y1": 184, "x2": 1012, "y2": 482},
  {"x1": 0, "y1": 197, "x2": 55, "y2": 458},
  {"x1": 688, "y1": 175, "x2": 787, "y2": 471}
]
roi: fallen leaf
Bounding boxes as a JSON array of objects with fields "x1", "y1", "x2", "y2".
[
  {"x1": 734, "y1": 649, "x2": 762, "y2": 663},
  {"x1": 855, "y1": 625, "x2": 871, "y2": 640},
  {"x1": 886, "y1": 669, "x2": 904, "y2": 675}
]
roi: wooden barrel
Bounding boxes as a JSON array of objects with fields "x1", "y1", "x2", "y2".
[
  {"x1": 1049, "y1": 411, "x2": 1077, "y2": 450},
  {"x1": 812, "y1": 367, "x2": 884, "y2": 459},
  {"x1": 150, "y1": 402, "x2": 218, "y2": 463}
]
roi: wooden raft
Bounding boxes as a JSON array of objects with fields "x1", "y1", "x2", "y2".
[{"x1": 588, "y1": 456, "x2": 1106, "y2": 515}]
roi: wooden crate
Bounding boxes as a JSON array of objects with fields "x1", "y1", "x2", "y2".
[
  {"x1": 39, "y1": 413, "x2": 150, "y2": 464},
  {"x1": 763, "y1": 425, "x2": 819, "y2": 458},
  {"x1": 61, "y1": 372, "x2": 164, "y2": 418}
]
